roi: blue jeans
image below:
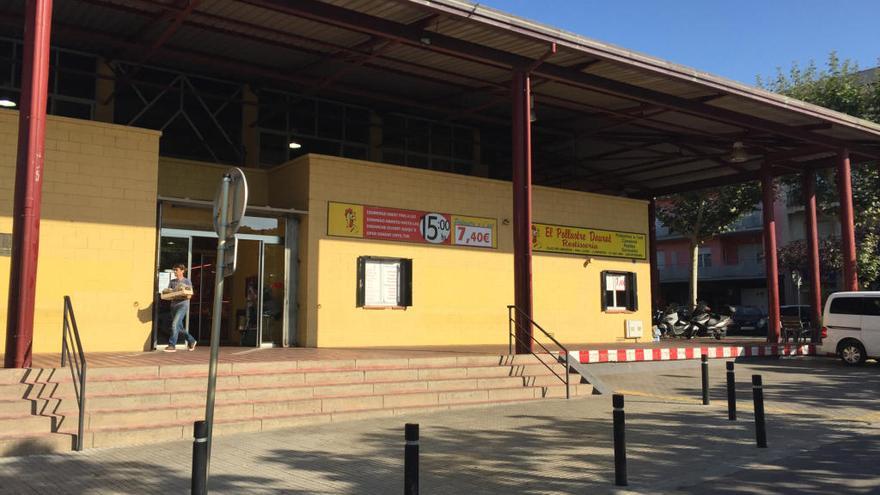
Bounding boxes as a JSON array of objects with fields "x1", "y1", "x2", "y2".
[{"x1": 169, "y1": 303, "x2": 196, "y2": 346}]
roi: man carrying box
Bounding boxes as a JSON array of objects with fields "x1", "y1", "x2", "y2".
[{"x1": 163, "y1": 263, "x2": 197, "y2": 352}]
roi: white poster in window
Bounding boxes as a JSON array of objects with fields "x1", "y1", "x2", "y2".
[
  {"x1": 157, "y1": 271, "x2": 172, "y2": 292},
  {"x1": 381, "y1": 262, "x2": 399, "y2": 305},
  {"x1": 364, "y1": 260, "x2": 400, "y2": 306},
  {"x1": 364, "y1": 262, "x2": 382, "y2": 306},
  {"x1": 606, "y1": 274, "x2": 627, "y2": 291}
]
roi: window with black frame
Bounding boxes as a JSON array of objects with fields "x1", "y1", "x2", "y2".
[
  {"x1": 356, "y1": 256, "x2": 413, "y2": 309},
  {"x1": 601, "y1": 271, "x2": 638, "y2": 312}
]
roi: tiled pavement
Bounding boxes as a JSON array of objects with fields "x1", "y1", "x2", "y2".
[{"x1": 0, "y1": 356, "x2": 877, "y2": 494}]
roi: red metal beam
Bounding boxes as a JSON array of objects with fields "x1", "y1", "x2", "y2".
[
  {"x1": 761, "y1": 162, "x2": 781, "y2": 343},
  {"x1": 837, "y1": 149, "x2": 859, "y2": 290},
  {"x1": 512, "y1": 70, "x2": 533, "y2": 354},
  {"x1": 4, "y1": 0, "x2": 53, "y2": 369},
  {"x1": 802, "y1": 168, "x2": 822, "y2": 338}
]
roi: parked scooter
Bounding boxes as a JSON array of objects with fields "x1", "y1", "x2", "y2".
[
  {"x1": 654, "y1": 304, "x2": 689, "y2": 338},
  {"x1": 685, "y1": 302, "x2": 735, "y2": 340}
]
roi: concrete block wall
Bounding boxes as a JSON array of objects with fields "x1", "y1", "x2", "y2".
[
  {"x1": 301, "y1": 154, "x2": 651, "y2": 347},
  {"x1": 0, "y1": 111, "x2": 161, "y2": 353}
]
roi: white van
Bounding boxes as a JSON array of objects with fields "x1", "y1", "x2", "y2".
[{"x1": 820, "y1": 291, "x2": 880, "y2": 365}]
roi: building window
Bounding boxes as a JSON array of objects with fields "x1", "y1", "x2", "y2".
[
  {"x1": 357, "y1": 257, "x2": 413, "y2": 308},
  {"x1": 656, "y1": 251, "x2": 666, "y2": 269},
  {"x1": 1, "y1": 38, "x2": 97, "y2": 120},
  {"x1": 382, "y1": 114, "x2": 475, "y2": 173},
  {"x1": 257, "y1": 89, "x2": 370, "y2": 166},
  {"x1": 601, "y1": 271, "x2": 638, "y2": 312},
  {"x1": 698, "y1": 247, "x2": 712, "y2": 268}
]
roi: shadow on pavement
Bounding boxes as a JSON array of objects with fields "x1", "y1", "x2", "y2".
[{"x1": 257, "y1": 399, "x2": 863, "y2": 494}]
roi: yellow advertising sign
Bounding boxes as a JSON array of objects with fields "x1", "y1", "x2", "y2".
[
  {"x1": 327, "y1": 202, "x2": 364, "y2": 238},
  {"x1": 532, "y1": 222, "x2": 647, "y2": 260}
]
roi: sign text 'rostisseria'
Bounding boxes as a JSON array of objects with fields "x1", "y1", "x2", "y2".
[{"x1": 532, "y1": 222, "x2": 646, "y2": 259}]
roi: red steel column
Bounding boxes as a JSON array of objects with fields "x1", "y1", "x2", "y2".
[
  {"x1": 4, "y1": 0, "x2": 53, "y2": 369},
  {"x1": 648, "y1": 198, "x2": 659, "y2": 314},
  {"x1": 802, "y1": 168, "x2": 822, "y2": 340},
  {"x1": 761, "y1": 162, "x2": 780, "y2": 343},
  {"x1": 837, "y1": 149, "x2": 859, "y2": 291},
  {"x1": 511, "y1": 70, "x2": 533, "y2": 354}
]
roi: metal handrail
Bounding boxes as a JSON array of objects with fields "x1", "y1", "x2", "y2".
[
  {"x1": 60, "y1": 296, "x2": 87, "y2": 451},
  {"x1": 507, "y1": 305, "x2": 570, "y2": 399}
]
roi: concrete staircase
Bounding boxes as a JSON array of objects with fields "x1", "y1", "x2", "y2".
[{"x1": 0, "y1": 353, "x2": 591, "y2": 456}]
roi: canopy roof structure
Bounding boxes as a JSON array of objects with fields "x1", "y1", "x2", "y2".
[{"x1": 3, "y1": 0, "x2": 879, "y2": 197}]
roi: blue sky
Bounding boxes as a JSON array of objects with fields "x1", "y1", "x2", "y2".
[{"x1": 478, "y1": 0, "x2": 880, "y2": 86}]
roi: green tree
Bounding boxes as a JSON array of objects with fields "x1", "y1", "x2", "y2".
[
  {"x1": 759, "y1": 54, "x2": 880, "y2": 289},
  {"x1": 656, "y1": 183, "x2": 762, "y2": 307}
]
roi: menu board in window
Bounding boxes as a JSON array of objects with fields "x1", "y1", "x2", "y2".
[{"x1": 364, "y1": 260, "x2": 400, "y2": 307}]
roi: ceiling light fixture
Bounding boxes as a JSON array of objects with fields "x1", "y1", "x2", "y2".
[
  {"x1": 529, "y1": 94, "x2": 536, "y2": 123},
  {"x1": 0, "y1": 98, "x2": 15, "y2": 108},
  {"x1": 728, "y1": 141, "x2": 748, "y2": 163},
  {"x1": 288, "y1": 141, "x2": 302, "y2": 150}
]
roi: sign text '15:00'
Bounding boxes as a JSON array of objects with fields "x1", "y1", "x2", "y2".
[{"x1": 327, "y1": 202, "x2": 497, "y2": 249}]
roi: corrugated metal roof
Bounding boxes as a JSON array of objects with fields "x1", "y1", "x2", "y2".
[{"x1": 2, "y1": 0, "x2": 877, "y2": 197}]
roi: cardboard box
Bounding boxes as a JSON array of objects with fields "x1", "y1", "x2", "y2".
[{"x1": 160, "y1": 286, "x2": 194, "y2": 301}]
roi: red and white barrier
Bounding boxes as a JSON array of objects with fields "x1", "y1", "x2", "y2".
[{"x1": 566, "y1": 344, "x2": 815, "y2": 364}]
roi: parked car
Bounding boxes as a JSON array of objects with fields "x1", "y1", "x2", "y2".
[
  {"x1": 818, "y1": 292, "x2": 880, "y2": 365},
  {"x1": 729, "y1": 305, "x2": 766, "y2": 335}
]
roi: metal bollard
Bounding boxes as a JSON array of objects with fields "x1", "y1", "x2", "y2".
[
  {"x1": 752, "y1": 375, "x2": 767, "y2": 448},
  {"x1": 404, "y1": 423, "x2": 419, "y2": 495},
  {"x1": 726, "y1": 362, "x2": 736, "y2": 421},
  {"x1": 612, "y1": 394, "x2": 627, "y2": 486},
  {"x1": 701, "y1": 354, "x2": 709, "y2": 405},
  {"x1": 191, "y1": 420, "x2": 208, "y2": 495}
]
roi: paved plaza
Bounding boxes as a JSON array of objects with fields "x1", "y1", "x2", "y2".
[{"x1": 1, "y1": 357, "x2": 878, "y2": 494}]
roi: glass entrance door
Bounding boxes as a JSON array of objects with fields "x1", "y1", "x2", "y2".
[
  {"x1": 260, "y1": 243, "x2": 285, "y2": 346},
  {"x1": 156, "y1": 236, "x2": 191, "y2": 346},
  {"x1": 157, "y1": 228, "x2": 286, "y2": 348}
]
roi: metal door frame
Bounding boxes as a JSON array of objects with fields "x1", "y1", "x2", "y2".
[{"x1": 158, "y1": 228, "x2": 283, "y2": 348}]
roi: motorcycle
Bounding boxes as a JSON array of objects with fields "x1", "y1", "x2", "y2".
[
  {"x1": 685, "y1": 302, "x2": 735, "y2": 340},
  {"x1": 654, "y1": 304, "x2": 688, "y2": 338}
]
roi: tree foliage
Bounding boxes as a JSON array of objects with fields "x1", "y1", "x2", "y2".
[
  {"x1": 657, "y1": 185, "x2": 762, "y2": 245},
  {"x1": 760, "y1": 53, "x2": 880, "y2": 289},
  {"x1": 656, "y1": 183, "x2": 762, "y2": 305}
]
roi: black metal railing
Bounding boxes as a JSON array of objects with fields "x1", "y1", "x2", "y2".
[
  {"x1": 507, "y1": 305, "x2": 570, "y2": 399},
  {"x1": 60, "y1": 296, "x2": 87, "y2": 451}
]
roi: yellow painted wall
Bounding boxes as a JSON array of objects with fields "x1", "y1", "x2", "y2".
[
  {"x1": 301, "y1": 154, "x2": 651, "y2": 347},
  {"x1": 0, "y1": 111, "x2": 160, "y2": 354},
  {"x1": 158, "y1": 157, "x2": 269, "y2": 204}
]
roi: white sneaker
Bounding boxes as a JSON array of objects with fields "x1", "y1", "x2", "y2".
[{"x1": 187, "y1": 341, "x2": 197, "y2": 352}]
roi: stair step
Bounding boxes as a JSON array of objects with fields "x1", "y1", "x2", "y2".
[
  {"x1": 0, "y1": 414, "x2": 56, "y2": 435},
  {"x1": 32, "y1": 364, "x2": 561, "y2": 401},
  {"x1": 0, "y1": 432, "x2": 75, "y2": 457},
  {"x1": 0, "y1": 383, "x2": 28, "y2": 400},
  {"x1": 0, "y1": 399, "x2": 36, "y2": 415},
  {"x1": 58, "y1": 383, "x2": 562, "y2": 431},
  {"x1": 6, "y1": 353, "x2": 598, "y2": 452},
  {"x1": 78, "y1": 396, "x2": 559, "y2": 449}
]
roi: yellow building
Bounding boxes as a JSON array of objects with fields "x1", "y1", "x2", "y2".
[{"x1": 1, "y1": 112, "x2": 650, "y2": 353}]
